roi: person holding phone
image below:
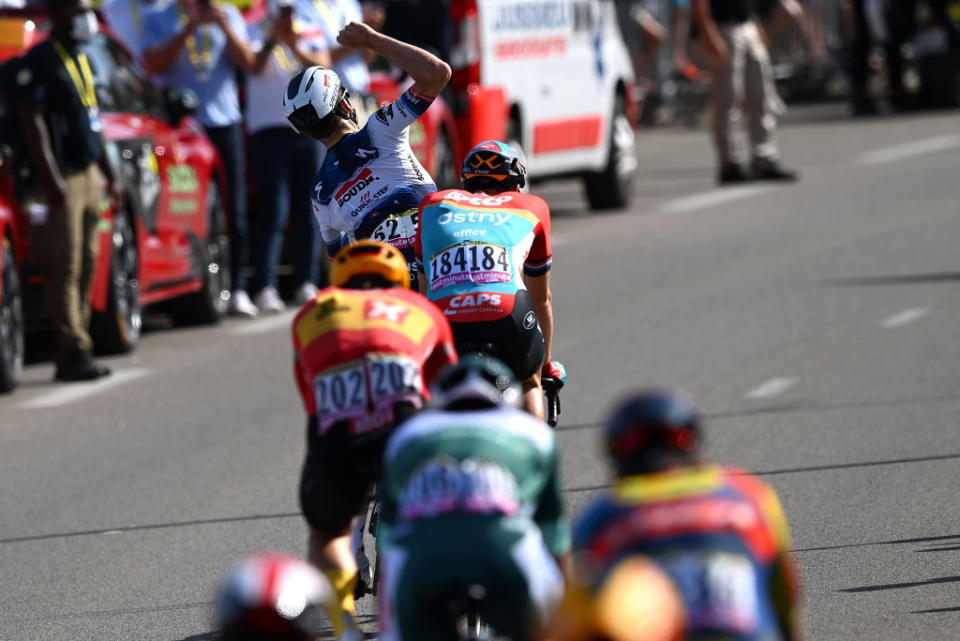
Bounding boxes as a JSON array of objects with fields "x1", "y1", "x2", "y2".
[
  {"x1": 143, "y1": 0, "x2": 258, "y2": 316},
  {"x1": 247, "y1": 0, "x2": 332, "y2": 313}
]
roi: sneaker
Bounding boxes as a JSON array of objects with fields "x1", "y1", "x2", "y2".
[
  {"x1": 55, "y1": 350, "x2": 111, "y2": 382},
  {"x1": 228, "y1": 290, "x2": 258, "y2": 318},
  {"x1": 751, "y1": 157, "x2": 799, "y2": 182},
  {"x1": 293, "y1": 282, "x2": 320, "y2": 305},
  {"x1": 718, "y1": 163, "x2": 749, "y2": 185},
  {"x1": 254, "y1": 286, "x2": 285, "y2": 314}
]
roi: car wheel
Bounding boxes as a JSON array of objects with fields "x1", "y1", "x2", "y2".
[
  {"x1": 0, "y1": 237, "x2": 24, "y2": 393},
  {"x1": 433, "y1": 127, "x2": 457, "y2": 190},
  {"x1": 584, "y1": 92, "x2": 637, "y2": 210},
  {"x1": 91, "y1": 213, "x2": 142, "y2": 355},
  {"x1": 173, "y1": 184, "x2": 230, "y2": 325}
]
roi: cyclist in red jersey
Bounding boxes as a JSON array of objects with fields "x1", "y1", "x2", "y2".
[
  {"x1": 415, "y1": 141, "x2": 558, "y2": 419},
  {"x1": 291, "y1": 240, "x2": 457, "y2": 641}
]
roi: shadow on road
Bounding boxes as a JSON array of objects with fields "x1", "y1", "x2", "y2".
[
  {"x1": 563, "y1": 452, "x2": 960, "y2": 495},
  {"x1": 840, "y1": 575, "x2": 960, "y2": 593},
  {"x1": 0, "y1": 512, "x2": 301, "y2": 545},
  {"x1": 824, "y1": 271, "x2": 960, "y2": 288}
]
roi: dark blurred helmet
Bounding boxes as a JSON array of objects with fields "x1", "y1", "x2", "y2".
[
  {"x1": 216, "y1": 554, "x2": 331, "y2": 641},
  {"x1": 604, "y1": 389, "x2": 700, "y2": 476},
  {"x1": 430, "y1": 354, "x2": 522, "y2": 410}
]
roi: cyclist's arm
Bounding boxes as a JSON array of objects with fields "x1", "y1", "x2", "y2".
[
  {"x1": 423, "y1": 312, "x2": 458, "y2": 385},
  {"x1": 337, "y1": 21, "x2": 450, "y2": 98},
  {"x1": 757, "y1": 481, "x2": 805, "y2": 641},
  {"x1": 523, "y1": 198, "x2": 553, "y2": 365}
]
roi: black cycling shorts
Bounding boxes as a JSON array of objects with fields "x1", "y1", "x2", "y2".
[
  {"x1": 450, "y1": 290, "x2": 545, "y2": 381},
  {"x1": 299, "y1": 403, "x2": 418, "y2": 536}
]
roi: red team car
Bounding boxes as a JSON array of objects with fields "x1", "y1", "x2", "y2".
[{"x1": 0, "y1": 9, "x2": 230, "y2": 393}]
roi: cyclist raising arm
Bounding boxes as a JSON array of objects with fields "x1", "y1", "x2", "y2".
[{"x1": 283, "y1": 22, "x2": 450, "y2": 287}]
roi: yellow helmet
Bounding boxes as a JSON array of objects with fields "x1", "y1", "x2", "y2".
[{"x1": 330, "y1": 240, "x2": 410, "y2": 289}]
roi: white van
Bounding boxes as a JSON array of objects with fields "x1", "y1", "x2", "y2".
[{"x1": 447, "y1": 0, "x2": 638, "y2": 209}]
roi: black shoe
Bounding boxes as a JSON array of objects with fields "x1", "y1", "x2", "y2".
[
  {"x1": 55, "y1": 350, "x2": 111, "y2": 382},
  {"x1": 851, "y1": 97, "x2": 879, "y2": 117},
  {"x1": 751, "y1": 158, "x2": 799, "y2": 182},
  {"x1": 718, "y1": 163, "x2": 749, "y2": 185}
]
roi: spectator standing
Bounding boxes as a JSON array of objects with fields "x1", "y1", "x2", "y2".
[
  {"x1": 14, "y1": 0, "x2": 121, "y2": 381},
  {"x1": 247, "y1": 0, "x2": 331, "y2": 313},
  {"x1": 304, "y1": 0, "x2": 370, "y2": 96},
  {"x1": 142, "y1": 0, "x2": 258, "y2": 316},
  {"x1": 692, "y1": 0, "x2": 798, "y2": 185},
  {"x1": 100, "y1": 0, "x2": 166, "y2": 59}
]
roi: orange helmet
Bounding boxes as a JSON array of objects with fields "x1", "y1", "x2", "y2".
[{"x1": 330, "y1": 240, "x2": 410, "y2": 289}]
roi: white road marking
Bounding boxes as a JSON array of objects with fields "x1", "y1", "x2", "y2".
[
  {"x1": 856, "y1": 135, "x2": 960, "y2": 166},
  {"x1": 228, "y1": 310, "x2": 297, "y2": 336},
  {"x1": 659, "y1": 186, "x2": 773, "y2": 215},
  {"x1": 881, "y1": 307, "x2": 929, "y2": 329},
  {"x1": 745, "y1": 377, "x2": 797, "y2": 400},
  {"x1": 18, "y1": 368, "x2": 150, "y2": 409}
]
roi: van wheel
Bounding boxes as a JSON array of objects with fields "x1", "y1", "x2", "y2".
[
  {"x1": 433, "y1": 127, "x2": 457, "y2": 189},
  {"x1": 0, "y1": 237, "x2": 24, "y2": 393},
  {"x1": 584, "y1": 93, "x2": 636, "y2": 210},
  {"x1": 172, "y1": 185, "x2": 230, "y2": 325},
  {"x1": 91, "y1": 213, "x2": 142, "y2": 355}
]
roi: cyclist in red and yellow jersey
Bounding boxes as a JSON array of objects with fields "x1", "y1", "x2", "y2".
[{"x1": 291, "y1": 240, "x2": 456, "y2": 641}]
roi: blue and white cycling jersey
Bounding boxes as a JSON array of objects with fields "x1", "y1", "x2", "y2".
[{"x1": 311, "y1": 88, "x2": 437, "y2": 276}]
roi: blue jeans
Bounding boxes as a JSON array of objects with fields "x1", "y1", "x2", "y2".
[
  {"x1": 250, "y1": 127, "x2": 323, "y2": 293},
  {"x1": 204, "y1": 123, "x2": 248, "y2": 292}
]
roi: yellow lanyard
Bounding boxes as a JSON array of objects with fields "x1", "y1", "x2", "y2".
[
  {"x1": 130, "y1": 0, "x2": 142, "y2": 33},
  {"x1": 311, "y1": 0, "x2": 342, "y2": 31},
  {"x1": 177, "y1": 4, "x2": 213, "y2": 78},
  {"x1": 261, "y1": 18, "x2": 298, "y2": 71},
  {"x1": 51, "y1": 38, "x2": 97, "y2": 110}
]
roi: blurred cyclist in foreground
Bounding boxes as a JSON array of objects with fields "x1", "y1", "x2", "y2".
[
  {"x1": 291, "y1": 240, "x2": 456, "y2": 641},
  {"x1": 283, "y1": 21, "x2": 450, "y2": 287},
  {"x1": 574, "y1": 389, "x2": 804, "y2": 641},
  {"x1": 377, "y1": 356, "x2": 570, "y2": 641},
  {"x1": 415, "y1": 141, "x2": 561, "y2": 420},
  {"x1": 215, "y1": 553, "x2": 332, "y2": 641}
]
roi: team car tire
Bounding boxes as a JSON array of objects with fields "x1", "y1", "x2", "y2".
[
  {"x1": 0, "y1": 237, "x2": 24, "y2": 393},
  {"x1": 584, "y1": 92, "x2": 636, "y2": 211},
  {"x1": 91, "y1": 213, "x2": 142, "y2": 355},
  {"x1": 172, "y1": 183, "x2": 230, "y2": 325},
  {"x1": 433, "y1": 127, "x2": 458, "y2": 190}
]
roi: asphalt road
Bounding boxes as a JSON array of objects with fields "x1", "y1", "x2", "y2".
[{"x1": 2, "y1": 104, "x2": 960, "y2": 641}]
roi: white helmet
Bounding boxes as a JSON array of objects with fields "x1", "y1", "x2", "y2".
[{"x1": 282, "y1": 66, "x2": 357, "y2": 140}]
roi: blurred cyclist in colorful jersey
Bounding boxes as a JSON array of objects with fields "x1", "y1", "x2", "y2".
[
  {"x1": 283, "y1": 21, "x2": 450, "y2": 288},
  {"x1": 414, "y1": 141, "x2": 560, "y2": 420},
  {"x1": 291, "y1": 240, "x2": 457, "y2": 641},
  {"x1": 377, "y1": 356, "x2": 570, "y2": 641},
  {"x1": 574, "y1": 389, "x2": 804, "y2": 641}
]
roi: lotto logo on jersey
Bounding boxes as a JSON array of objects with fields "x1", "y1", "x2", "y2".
[
  {"x1": 443, "y1": 192, "x2": 515, "y2": 207},
  {"x1": 336, "y1": 169, "x2": 379, "y2": 206}
]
